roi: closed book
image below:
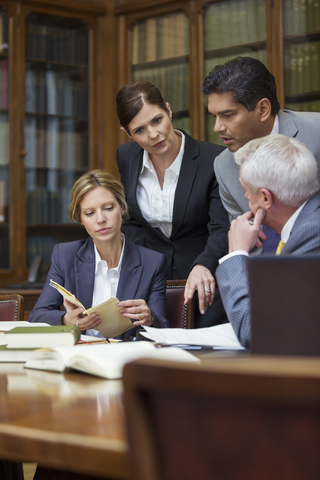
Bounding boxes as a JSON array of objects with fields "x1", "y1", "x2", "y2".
[
  {"x1": 0, "y1": 345, "x2": 38, "y2": 363},
  {"x1": 24, "y1": 342, "x2": 199, "y2": 379},
  {"x1": 4, "y1": 325, "x2": 81, "y2": 350}
]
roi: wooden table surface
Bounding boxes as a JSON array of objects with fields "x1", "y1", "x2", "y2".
[{"x1": 0, "y1": 363, "x2": 129, "y2": 479}]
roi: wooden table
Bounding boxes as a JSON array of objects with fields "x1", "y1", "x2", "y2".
[{"x1": 0, "y1": 363, "x2": 129, "y2": 479}]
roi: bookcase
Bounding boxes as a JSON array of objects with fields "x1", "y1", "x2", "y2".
[
  {"x1": 0, "y1": 0, "x2": 105, "y2": 286},
  {"x1": 114, "y1": 0, "x2": 320, "y2": 146}
]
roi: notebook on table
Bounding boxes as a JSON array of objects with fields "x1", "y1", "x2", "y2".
[{"x1": 248, "y1": 255, "x2": 320, "y2": 356}]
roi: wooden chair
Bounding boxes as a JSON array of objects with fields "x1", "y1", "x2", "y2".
[
  {"x1": 0, "y1": 294, "x2": 24, "y2": 321},
  {"x1": 166, "y1": 280, "x2": 194, "y2": 328},
  {"x1": 123, "y1": 357, "x2": 320, "y2": 480}
]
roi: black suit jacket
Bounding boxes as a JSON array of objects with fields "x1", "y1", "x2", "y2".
[{"x1": 116, "y1": 131, "x2": 230, "y2": 327}]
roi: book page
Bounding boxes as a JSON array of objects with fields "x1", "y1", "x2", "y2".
[
  {"x1": 86, "y1": 297, "x2": 133, "y2": 338},
  {"x1": 50, "y1": 280, "x2": 133, "y2": 338},
  {"x1": 49, "y1": 280, "x2": 84, "y2": 309},
  {"x1": 140, "y1": 323, "x2": 244, "y2": 349},
  {"x1": 25, "y1": 342, "x2": 199, "y2": 379}
]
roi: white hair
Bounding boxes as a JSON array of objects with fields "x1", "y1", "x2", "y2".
[{"x1": 234, "y1": 134, "x2": 319, "y2": 207}]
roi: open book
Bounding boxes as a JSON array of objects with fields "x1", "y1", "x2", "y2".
[
  {"x1": 24, "y1": 342, "x2": 199, "y2": 379},
  {"x1": 50, "y1": 280, "x2": 133, "y2": 338}
]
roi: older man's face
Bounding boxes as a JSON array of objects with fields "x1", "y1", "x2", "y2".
[{"x1": 240, "y1": 175, "x2": 262, "y2": 215}]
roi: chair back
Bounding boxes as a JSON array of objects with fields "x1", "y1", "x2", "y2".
[
  {"x1": 166, "y1": 280, "x2": 194, "y2": 328},
  {"x1": 0, "y1": 294, "x2": 24, "y2": 321},
  {"x1": 123, "y1": 357, "x2": 320, "y2": 480}
]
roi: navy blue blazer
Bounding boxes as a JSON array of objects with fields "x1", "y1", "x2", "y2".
[{"x1": 28, "y1": 236, "x2": 169, "y2": 338}]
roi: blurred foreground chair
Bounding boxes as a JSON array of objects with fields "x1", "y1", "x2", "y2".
[
  {"x1": 166, "y1": 280, "x2": 194, "y2": 328},
  {"x1": 0, "y1": 294, "x2": 24, "y2": 321},
  {"x1": 123, "y1": 357, "x2": 320, "y2": 480}
]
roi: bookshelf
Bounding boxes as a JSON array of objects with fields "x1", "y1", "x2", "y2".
[
  {"x1": 283, "y1": 0, "x2": 320, "y2": 112},
  {"x1": 131, "y1": 12, "x2": 190, "y2": 133},
  {"x1": 0, "y1": 0, "x2": 105, "y2": 286},
  {"x1": 114, "y1": 0, "x2": 320, "y2": 145},
  {"x1": 24, "y1": 13, "x2": 91, "y2": 267}
]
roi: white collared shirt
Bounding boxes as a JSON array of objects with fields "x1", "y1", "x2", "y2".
[
  {"x1": 91, "y1": 234, "x2": 125, "y2": 307},
  {"x1": 136, "y1": 130, "x2": 185, "y2": 238}
]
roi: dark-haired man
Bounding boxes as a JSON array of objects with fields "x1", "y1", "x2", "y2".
[{"x1": 202, "y1": 56, "x2": 320, "y2": 252}]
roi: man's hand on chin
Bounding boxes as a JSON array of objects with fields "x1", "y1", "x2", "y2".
[{"x1": 228, "y1": 209, "x2": 267, "y2": 253}]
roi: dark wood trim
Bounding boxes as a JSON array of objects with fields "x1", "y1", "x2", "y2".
[
  {"x1": 13, "y1": 0, "x2": 106, "y2": 16},
  {"x1": 115, "y1": 0, "x2": 189, "y2": 15}
]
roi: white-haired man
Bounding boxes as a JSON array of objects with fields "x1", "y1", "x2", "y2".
[{"x1": 216, "y1": 134, "x2": 320, "y2": 348}]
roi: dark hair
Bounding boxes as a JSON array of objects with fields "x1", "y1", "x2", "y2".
[
  {"x1": 201, "y1": 57, "x2": 280, "y2": 116},
  {"x1": 69, "y1": 170, "x2": 128, "y2": 223},
  {"x1": 116, "y1": 80, "x2": 169, "y2": 134}
]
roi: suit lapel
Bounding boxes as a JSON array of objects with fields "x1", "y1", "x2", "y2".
[
  {"x1": 74, "y1": 238, "x2": 95, "y2": 310},
  {"x1": 171, "y1": 133, "x2": 199, "y2": 237},
  {"x1": 117, "y1": 238, "x2": 143, "y2": 300},
  {"x1": 278, "y1": 110, "x2": 299, "y2": 138},
  {"x1": 290, "y1": 191, "x2": 320, "y2": 232}
]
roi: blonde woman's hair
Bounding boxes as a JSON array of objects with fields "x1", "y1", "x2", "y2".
[{"x1": 69, "y1": 170, "x2": 128, "y2": 223}]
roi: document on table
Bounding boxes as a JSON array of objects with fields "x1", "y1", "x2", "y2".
[{"x1": 141, "y1": 323, "x2": 245, "y2": 349}]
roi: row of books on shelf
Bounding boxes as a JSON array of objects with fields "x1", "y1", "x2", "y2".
[
  {"x1": 132, "y1": 13, "x2": 188, "y2": 64},
  {"x1": 286, "y1": 100, "x2": 320, "y2": 113},
  {"x1": 25, "y1": 22, "x2": 88, "y2": 66},
  {"x1": 25, "y1": 66, "x2": 88, "y2": 117},
  {"x1": 283, "y1": 0, "x2": 320, "y2": 36},
  {"x1": 26, "y1": 186, "x2": 73, "y2": 225},
  {"x1": 204, "y1": 49, "x2": 266, "y2": 79},
  {"x1": 25, "y1": 116, "x2": 88, "y2": 169},
  {"x1": 0, "y1": 114, "x2": 9, "y2": 165},
  {"x1": 27, "y1": 235, "x2": 59, "y2": 264},
  {"x1": 204, "y1": 0, "x2": 266, "y2": 51},
  {"x1": 284, "y1": 41, "x2": 320, "y2": 95},
  {"x1": 0, "y1": 15, "x2": 8, "y2": 54},
  {"x1": 133, "y1": 62, "x2": 189, "y2": 113},
  {"x1": 0, "y1": 58, "x2": 8, "y2": 109}
]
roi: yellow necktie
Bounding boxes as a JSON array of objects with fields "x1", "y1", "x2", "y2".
[{"x1": 276, "y1": 239, "x2": 286, "y2": 255}]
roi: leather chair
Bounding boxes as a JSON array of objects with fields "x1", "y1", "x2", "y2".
[
  {"x1": 166, "y1": 280, "x2": 194, "y2": 328},
  {"x1": 0, "y1": 294, "x2": 24, "y2": 321}
]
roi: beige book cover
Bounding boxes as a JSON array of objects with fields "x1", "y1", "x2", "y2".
[{"x1": 49, "y1": 280, "x2": 133, "y2": 338}]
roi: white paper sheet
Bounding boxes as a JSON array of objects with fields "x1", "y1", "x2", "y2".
[{"x1": 141, "y1": 323, "x2": 245, "y2": 349}]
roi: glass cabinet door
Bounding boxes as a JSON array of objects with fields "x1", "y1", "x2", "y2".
[
  {"x1": 0, "y1": 8, "x2": 9, "y2": 269},
  {"x1": 283, "y1": 0, "x2": 320, "y2": 112},
  {"x1": 24, "y1": 12, "x2": 90, "y2": 268},
  {"x1": 203, "y1": 0, "x2": 267, "y2": 144},
  {"x1": 130, "y1": 11, "x2": 190, "y2": 132}
]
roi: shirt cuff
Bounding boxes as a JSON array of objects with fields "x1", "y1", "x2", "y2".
[{"x1": 219, "y1": 250, "x2": 249, "y2": 264}]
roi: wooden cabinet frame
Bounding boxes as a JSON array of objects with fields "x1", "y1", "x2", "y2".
[{"x1": 0, "y1": 0, "x2": 105, "y2": 286}]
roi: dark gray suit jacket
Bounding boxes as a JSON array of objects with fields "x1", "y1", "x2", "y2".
[
  {"x1": 214, "y1": 110, "x2": 320, "y2": 223},
  {"x1": 216, "y1": 191, "x2": 320, "y2": 348},
  {"x1": 28, "y1": 236, "x2": 169, "y2": 338}
]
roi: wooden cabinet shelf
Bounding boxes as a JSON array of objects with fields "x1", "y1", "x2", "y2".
[
  {"x1": 0, "y1": 0, "x2": 104, "y2": 285},
  {"x1": 115, "y1": 0, "x2": 320, "y2": 143}
]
